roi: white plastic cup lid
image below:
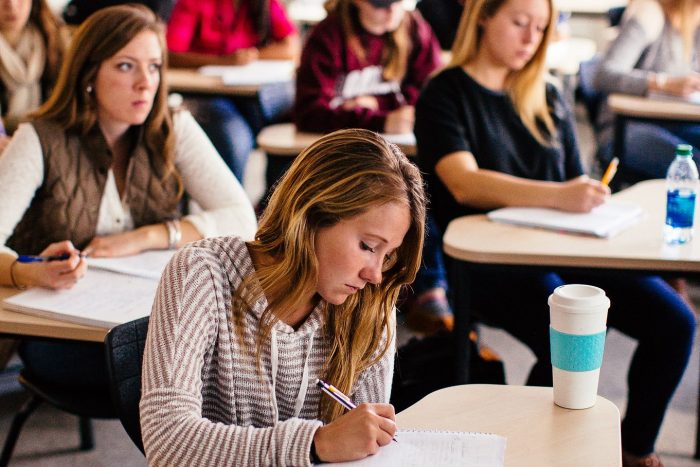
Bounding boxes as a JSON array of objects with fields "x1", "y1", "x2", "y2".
[{"x1": 549, "y1": 284, "x2": 610, "y2": 312}]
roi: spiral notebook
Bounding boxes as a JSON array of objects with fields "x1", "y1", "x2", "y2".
[
  {"x1": 327, "y1": 430, "x2": 506, "y2": 466},
  {"x1": 487, "y1": 201, "x2": 644, "y2": 238}
]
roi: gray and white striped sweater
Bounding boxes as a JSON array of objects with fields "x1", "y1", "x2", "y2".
[{"x1": 140, "y1": 236, "x2": 395, "y2": 466}]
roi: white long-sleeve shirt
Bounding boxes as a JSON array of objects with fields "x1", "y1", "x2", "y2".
[{"x1": 0, "y1": 111, "x2": 257, "y2": 255}]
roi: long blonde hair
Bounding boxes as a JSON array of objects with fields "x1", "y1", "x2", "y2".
[
  {"x1": 450, "y1": 0, "x2": 557, "y2": 145},
  {"x1": 660, "y1": 0, "x2": 699, "y2": 63},
  {"x1": 324, "y1": 0, "x2": 412, "y2": 82},
  {"x1": 236, "y1": 129, "x2": 426, "y2": 422},
  {"x1": 32, "y1": 4, "x2": 182, "y2": 196}
]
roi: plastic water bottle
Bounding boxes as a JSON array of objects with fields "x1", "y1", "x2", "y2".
[{"x1": 665, "y1": 144, "x2": 699, "y2": 244}]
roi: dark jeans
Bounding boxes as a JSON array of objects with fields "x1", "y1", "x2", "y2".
[
  {"x1": 469, "y1": 267, "x2": 696, "y2": 456},
  {"x1": 185, "y1": 82, "x2": 294, "y2": 182},
  {"x1": 411, "y1": 214, "x2": 449, "y2": 295},
  {"x1": 600, "y1": 121, "x2": 700, "y2": 179}
]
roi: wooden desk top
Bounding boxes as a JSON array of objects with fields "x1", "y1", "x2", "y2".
[
  {"x1": 257, "y1": 123, "x2": 417, "y2": 157},
  {"x1": 0, "y1": 287, "x2": 107, "y2": 343},
  {"x1": 397, "y1": 385, "x2": 621, "y2": 467},
  {"x1": 608, "y1": 93, "x2": 700, "y2": 122},
  {"x1": 443, "y1": 179, "x2": 700, "y2": 272},
  {"x1": 167, "y1": 68, "x2": 260, "y2": 97}
]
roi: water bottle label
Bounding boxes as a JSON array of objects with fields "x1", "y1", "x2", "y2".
[{"x1": 666, "y1": 189, "x2": 696, "y2": 228}]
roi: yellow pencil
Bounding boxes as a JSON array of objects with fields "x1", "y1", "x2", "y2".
[{"x1": 600, "y1": 157, "x2": 619, "y2": 187}]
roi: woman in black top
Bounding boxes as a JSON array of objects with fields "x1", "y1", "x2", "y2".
[{"x1": 415, "y1": 0, "x2": 695, "y2": 465}]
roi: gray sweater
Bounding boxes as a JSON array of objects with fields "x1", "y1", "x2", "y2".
[
  {"x1": 140, "y1": 236, "x2": 395, "y2": 466},
  {"x1": 594, "y1": 0, "x2": 700, "y2": 95},
  {"x1": 592, "y1": 0, "x2": 700, "y2": 148}
]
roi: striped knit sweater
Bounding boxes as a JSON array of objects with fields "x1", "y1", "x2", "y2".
[{"x1": 140, "y1": 236, "x2": 395, "y2": 466}]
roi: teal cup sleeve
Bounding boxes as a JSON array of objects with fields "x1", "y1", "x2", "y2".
[{"x1": 550, "y1": 327, "x2": 606, "y2": 372}]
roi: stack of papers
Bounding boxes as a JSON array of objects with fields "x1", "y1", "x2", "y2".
[
  {"x1": 329, "y1": 430, "x2": 505, "y2": 467},
  {"x1": 3, "y1": 251, "x2": 176, "y2": 328},
  {"x1": 487, "y1": 201, "x2": 644, "y2": 238},
  {"x1": 198, "y1": 60, "x2": 295, "y2": 86}
]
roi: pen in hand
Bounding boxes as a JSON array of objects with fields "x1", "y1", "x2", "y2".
[
  {"x1": 600, "y1": 157, "x2": 619, "y2": 187},
  {"x1": 17, "y1": 253, "x2": 86, "y2": 263},
  {"x1": 316, "y1": 379, "x2": 397, "y2": 442}
]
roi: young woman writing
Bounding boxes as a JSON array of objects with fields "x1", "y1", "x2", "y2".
[
  {"x1": 0, "y1": 4, "x2": 256, "y2": 391},
  {"x1": 415, "y1": 1, "x2": 696, "y2": 465},
  {"x1": 141, "y1": 129, "x2": 426, "y2": 465}
]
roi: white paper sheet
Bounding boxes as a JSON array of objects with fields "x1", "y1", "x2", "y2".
[
  {"x1": 88, "y1": 250, "x2": 175, "y2": 280},
  {"x1": 328, "y1": 430, "x2": 506, "y2": 467},
  {"x1": 198, "y1": 60, "x2": 295, "y2": 86},
  {"x1": 487, "y1": 201, "x2": 644, "y2": 238},
  {"x1": 3, "y1": 269, "x2": 158, "y2": 328}
]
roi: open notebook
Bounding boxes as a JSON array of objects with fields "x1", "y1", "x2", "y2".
[
  {"x1": 2, "y1": 251, "x2": 175, "y2": 328},
  {"x1": 487, "y1": 201, "x2": 644, "y2": 238},
  {"x1": 328, "y1": 430, "x2": 506, "y2": 467},
  {"x1": 198, "y1": 60, "x2": 295, "y2": 86}
]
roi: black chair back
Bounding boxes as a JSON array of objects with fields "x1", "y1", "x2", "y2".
[{"x1": 104, "y1": 316, "x2": 150, "y2": 454}]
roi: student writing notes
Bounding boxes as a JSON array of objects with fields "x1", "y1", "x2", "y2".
[
  {"x1": 141, "y1": 129, "x2": 427, "y2": 466},
  {"x1": 0, "y1": 5, "x2": 256, "y2": 394},
  {"x1": 593, "y1": 0, "x2": 700, "y2": 178},
  {"x1": 294, "y1": 0, "x2": 442, "y2": 134},
  {"x1": 414, "y1": 1, "x2": 696, "y2": 465},
  {"x1": 166, "y1": 0, "x2": 301, "y2": 181}
]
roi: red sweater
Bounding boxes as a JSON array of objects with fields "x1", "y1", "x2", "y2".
[{"x1": 294, "y1": 11, "x2": 441, "y2": 133}]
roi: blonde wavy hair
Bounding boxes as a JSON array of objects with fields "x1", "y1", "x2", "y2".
[
  {"x1": 324, "y1": 0, "x2": 412, "y2": 82},
  {"x1": 32, "y1": 4, "x2": 182, "y2": 197},
  {"x1": 660, "y1": 0, "x2": 699, "y2": 62},
  {"x1": 234, "y1": 129, "x2": 426, "y2": 422},
  {"x1": 450, "y1": 0, "x2": 557, "y2": 145}
]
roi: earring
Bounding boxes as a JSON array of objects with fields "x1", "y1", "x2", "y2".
[{"x1": 86, "y1": 84, "x2": 93, "y2": 93}]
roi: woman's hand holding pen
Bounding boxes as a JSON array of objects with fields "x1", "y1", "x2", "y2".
[
  {"x1": 313, "y1": 403, "x2": 397, "y2": 463},
  {"x1": 555, "y1": 175, "x2": 610, "y2": 213},
  {"x1": 14, "y1": 241, "x2": 87, "y2": 290},
  {"x1": 384, "y1": 106, "x2": 414, "y2": 134}
]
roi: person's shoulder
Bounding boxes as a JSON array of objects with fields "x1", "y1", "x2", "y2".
[
  {"x1": 177, "y1": 236, "x2": 253, "y2": 280},
  {"x1": 307, "y1": 12, "x2": 342, "y2": 40},
  {"x1": 622, "y1": 0, "x2": 665, "y2": 40},
  {"x1": 171, "y1": 108, "x2": 196, "y2": 131},
  {"x1": 423, "y1": 67, "x2": 464, "y2": 93},
  {"x1": 406, "y1": 9, "x2": 438, "y2": 44}
]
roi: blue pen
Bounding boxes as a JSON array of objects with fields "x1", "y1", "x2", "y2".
[{"x1": 17, "y1": 253, "x2": 78, "y2": 263}]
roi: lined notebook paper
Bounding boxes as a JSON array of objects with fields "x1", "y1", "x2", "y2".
[
  {"x1": 3, "y1": 269, "x2": 158, "y2": 328},
  {"x1": 487, "y1": 201, "x2": 644, "y2": 238},
  {"x1": 328, "y1": 430, "x2": 506, "y2": 467}
]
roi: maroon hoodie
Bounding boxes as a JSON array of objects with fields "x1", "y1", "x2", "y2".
[{"x1": 294, "y1": 10, "x2": 442, "y2": 133}]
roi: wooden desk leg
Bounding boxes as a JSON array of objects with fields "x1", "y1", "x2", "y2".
[{"x1": 448, "y1": 258, "x2": 471, "y2": 384}]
